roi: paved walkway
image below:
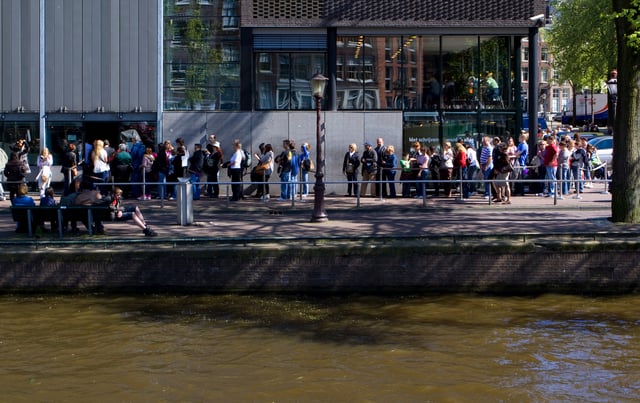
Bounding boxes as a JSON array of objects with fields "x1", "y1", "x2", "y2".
[{"x1": 0, "y1": 182, "x2": 629, "y2": 245}]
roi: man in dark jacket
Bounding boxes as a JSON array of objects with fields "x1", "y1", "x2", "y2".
[
  {"x1": 188, "y1": 143, "x2": 205, "y2": 200},
  {"x1": 4, "y1": 152, "x2": 28, "y2": 201}
]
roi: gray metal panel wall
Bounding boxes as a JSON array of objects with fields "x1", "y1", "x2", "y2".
[
  {"x1": 43, "y1": 0, "x2": 158, "y2": 113},
  {"x1": 0, "y1": 0, "x2": 40, "y2": 112}
]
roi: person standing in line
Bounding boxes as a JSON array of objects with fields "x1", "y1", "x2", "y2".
[
  {"x1": 543, "y1": 135, "x2": 559, "y2": 197},
  {"x1": 188, "y1": 143, "x2": 205, "y2": 200},
  {"x1": 139, "y1": 146, "x2": 155, "y2": 200},
  {"x1": 274, "y1": 139, "x2": 292, "y2": 201},
  {"x1": 175, "y1": 138, "x2": 190, "y2": 178},
  {"x1": 570, "y1": 137, "x2": 589, "y2": 198},
  {"x1": 440, "y1": 142, "x2": 455, "y2": 197},
  {"x1": 155, "y1": 141, "x2": 172, "y2": 200},
  {"x1": 557, "y1": 139, "x2": 571, "y2": 198},
  {"x1": 287, "y1": 140, "x2": 300, "y2": 200},
  {"x1": 204, "y1": 142, "x2": 223, "y2": 198},
  {"x1": 381, "y1": 145, "x2": 397, "y2": 198},
  {"x1": 229, "y1": 140, "x2": 244, "y2": 201},
  {"x1": 479, "y1": 136, "x2": 494, "y2": 199},
  {"x1": 299, "y1": 142, "x2": 311, "y2": 198},
  {"x1": 111, "y1": 143, "x2": 133, "y2": 198},
  {"x1": 514, "y1": 132, "x2": 529, "y2": 196},
  {"x1": 452, "y1": 142, "x2": 467, "y2": 198},
  {"x1": 36, "y1": 147, "x2": 53, "y2": 198},
  {"x1": 374, "y1": 137, "x2": 387, "y2": 197},
  {"x1": 256, "y1": 143, "x2": 274, "y2": 201},
  {"x1": 129, "y1": 133, "x2": 145, "y2": 199},
  {"x1": 463, "y1": 142, "x2": 478, "y2": 198},
  {"x1": 4, "y1": 152, "x2": 28, "y2": 201},
  {"x1": 92, "y1": 140, "x2": 111, "y2": 196},
  {"x1": 342, "y1": 143, "x2": 360, "y2": 197},
  {"x1": 360, "y1": 141, "x2": 377, "y2": 197},
  {"x1": 60, "y1": 143, "x2": 78, "y2": 196},
  {"x1": 104, "y1": 139, "x2": 116, "y2": 163}
]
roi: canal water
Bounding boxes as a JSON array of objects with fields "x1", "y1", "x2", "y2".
[{"x1": 1, "y1": 294, "x2": 639, "y2": 401}]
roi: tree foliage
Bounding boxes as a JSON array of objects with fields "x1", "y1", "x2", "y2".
[{"x1": 547, "y1": 0, "x2": 617, "y2": 90}]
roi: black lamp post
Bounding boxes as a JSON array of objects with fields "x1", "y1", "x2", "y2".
[
  {"x1": 310, "y1": 73, "x2": 328, "y2": 223},
  {"x1": 607, "y1": 69, "x2": 618, "y2": 132}
]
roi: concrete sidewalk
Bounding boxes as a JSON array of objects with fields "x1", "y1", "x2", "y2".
[{"x1": 0, "y1": 185, "x2": 627, "y2": 245}]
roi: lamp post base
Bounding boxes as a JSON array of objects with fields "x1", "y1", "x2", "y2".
[{"x1": 311, "y1": 183, "x2": 328, "y2": 222}]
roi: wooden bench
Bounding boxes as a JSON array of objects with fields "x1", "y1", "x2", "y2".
[{"x1": 10, "y1": 205, "x2": 112, "y2": 237}]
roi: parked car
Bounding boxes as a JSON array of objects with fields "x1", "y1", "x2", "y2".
[{"x1": 588, "y1": 136, "x2": 613, "y2": 167}]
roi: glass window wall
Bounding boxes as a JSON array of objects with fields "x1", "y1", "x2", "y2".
[
  {"x1": 164, "y1": 0, "x2": 240, "y2": 111},
  {"x1": 255, "y1": 52, "x2": 326, "y2": 110}
]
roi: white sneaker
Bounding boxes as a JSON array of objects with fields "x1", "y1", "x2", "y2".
[{"x1": 261, "y1": 195, "x2": 270, "y2": 202}]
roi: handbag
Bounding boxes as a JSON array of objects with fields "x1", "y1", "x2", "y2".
[
  {"x1": 255, "y1": 162, "x2": 270, "y2": 175},
  {"x1": 345, "y1": 163, "x2": 354, "y2": 174}
]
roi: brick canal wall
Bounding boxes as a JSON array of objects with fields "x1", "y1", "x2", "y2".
[{"x1": 1, "y1": 239, "x2": 639, "y2": 293}]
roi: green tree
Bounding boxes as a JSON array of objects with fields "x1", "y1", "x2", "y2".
[
  {"x1": 547, "y1": 0, "x2": 617, "y2": 125},
  {"x1": 611, "y1": 0, "x2": 640, "y2": 222}
]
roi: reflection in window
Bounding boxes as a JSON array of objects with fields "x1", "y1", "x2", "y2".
[
  {"x1": 164, "y1": 0, "x2": 241, "y2": 110},
  {"x1": 256, "y1": 52, "x2": 326, "y2": 110}
]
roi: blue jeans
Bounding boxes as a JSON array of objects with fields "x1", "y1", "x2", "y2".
[
  {"x1": 558, "y1": 165, "x2": 569, "y2": 195},
  {"x1": 300, "y1": 170, "x2": 309, "y2": 196},
  {"x1": 571, "y1": 165, "x2": 584, "y2": 192},
  {"x1": 190, "y1": 173, "x2": 201, "y2": 200},
  {"x1": 280, "y1": 171, "x2": 291, "y2": 199},
  {"x1": 416, "y1": 170, "x2": 429, "y2": 198},
  {"x1": 157, "y1": 172, "x2": 167, "y2": 199},
  {"x1": 545, "y1": 166, "x2": 557, "y2": 195},
  {"x1": 482, "y1": 165, "x2": 493, "y2": 196},
  {"x1": 464, "y1": 165, "x2": 477, "y2": 197}
]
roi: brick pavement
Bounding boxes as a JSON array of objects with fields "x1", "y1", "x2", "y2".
[{"x1": 0, "y1": 185, "x2": 627, "y2": 245}]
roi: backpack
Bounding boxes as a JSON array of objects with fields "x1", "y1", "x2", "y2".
[
  {"x1": 302, "y1": 158, "x2": 314, "y2": 172},
  {"x1": 206, "y1": 154, "x2": 216, "y2": 168},
  {"x1": 242, "y1": 149, "x2": 252, "y2": 168},
  {"x1": 430, "y1": 154, "x2": 443, "y2": 169}
]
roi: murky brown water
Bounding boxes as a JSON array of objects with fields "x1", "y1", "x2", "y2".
[{"x1": 1, "y1": 294, "x2": 639, "y2": 401}]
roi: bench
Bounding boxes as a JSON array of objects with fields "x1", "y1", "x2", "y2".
[
  {"x1": 10, "y1": 205, "x2": 112, "y2": 237},
  {"x1": 11, "y1": 206, "x2": 63, "y2": 237}
]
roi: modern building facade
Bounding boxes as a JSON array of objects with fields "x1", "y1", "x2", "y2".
[{"x1": 1, "y1": 0, "x2": 547, "y2": 192}]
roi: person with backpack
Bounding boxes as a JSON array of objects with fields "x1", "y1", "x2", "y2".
[
  {"x1": 428, "y1": 145, "x2": 441, "y2": 197},
  {"x1": 299, "y1": 142, "x2": 311, "y2": 198},
  {"x1": 288, "y1": 140, "x2": 300, "y2": 200},
  {"x1": 274, "y1": 139, "x2": 292, "y2": 201}
]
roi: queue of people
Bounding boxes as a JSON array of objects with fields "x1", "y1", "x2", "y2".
[{"x1": 4, "y1": 128, "x2": 607, "y2": 211}]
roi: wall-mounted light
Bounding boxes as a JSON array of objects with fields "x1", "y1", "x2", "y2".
[
  {"x1": 118, "y1": 113, "x2": 123, "y2": 120},
  {"x1": 1, "y1": 114, "x2": 5, "y2": 120},
  {"x1": 81, "y1": 113, "x2": 86, "y2": 120}
]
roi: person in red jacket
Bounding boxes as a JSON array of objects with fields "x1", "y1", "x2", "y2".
[{"x1": 543, "y1": 135, "x2": 558, "y2": 197}]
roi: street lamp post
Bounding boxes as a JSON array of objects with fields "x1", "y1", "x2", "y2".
[
  {"x1": 310, "y1": 73, "x2": 329, "y2": 222},
  {"x1": 607, "y1": 69, "x2": 618, "y2": 133}
]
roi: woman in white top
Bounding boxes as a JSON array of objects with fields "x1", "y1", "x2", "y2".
[
  {"x1": 229, "y1": 140, "x2": 244, "y2": 201},
  {"x1": 440, "y1": 142, "x2": 455, "y2": 197},
  {"x1": 92, "y1": 139, "x2": 111, "y2": 195},
  {"x1": 37, "y1": 147, "x2": 53, "y2": 197}
]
